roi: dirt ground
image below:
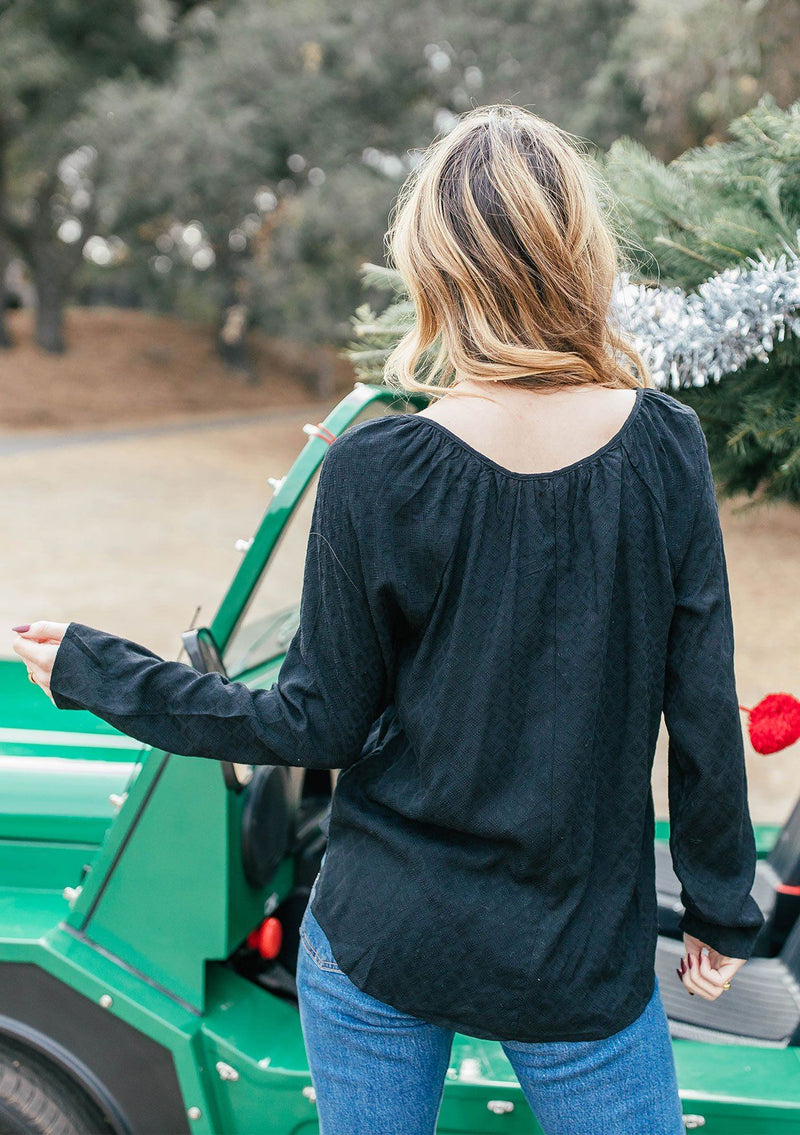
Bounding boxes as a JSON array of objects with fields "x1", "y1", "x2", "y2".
[
  {"x1": 0, "y1": 307, "x2": 356, "y2": 430},
  {"x1": 1, "y1": 309, "x2": 798, "y2": 824}
]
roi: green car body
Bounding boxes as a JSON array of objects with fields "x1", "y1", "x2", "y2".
[{"x1": 0, "y1": 382, "x2": 797, "y2": 1134}]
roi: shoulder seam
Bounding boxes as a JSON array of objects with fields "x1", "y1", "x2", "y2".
[
  {"x1": 326, "y1": 414, "x2": 406, "y2": 460},
  {"x1": 643, "y1": 387, "x2": 700, "y2": 420}
]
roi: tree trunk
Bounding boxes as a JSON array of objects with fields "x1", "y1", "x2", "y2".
[
  {"x1": 214, "y1": 257, "x2": 257, "y2": 381},
  {"x1": 26, "y1": 167, "x2": 93, "y2": 355},
  {"x1": 215, "y1": 299, "x2": 252, "y2": 375},
  {"x1": 312, "y1": 347, "x2": 336, "y2": 399},
  {"x1": 0, "y1": 120, "x2": 14, "y2": 349},
  {"x1": 0, "y1": 239, "x2": 13, "y2": 350},
  {"x1": 32, "y1": 267, "x2": 66, "y2": 353}
]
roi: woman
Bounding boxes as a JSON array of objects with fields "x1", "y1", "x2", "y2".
[{"x1": 13, "y1": 105, "x2": 764, "y2": 1135}]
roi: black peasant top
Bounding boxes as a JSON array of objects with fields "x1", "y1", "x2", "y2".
[{"x1": 49, "y1": 385, "x2": 765, "y2": 1042}]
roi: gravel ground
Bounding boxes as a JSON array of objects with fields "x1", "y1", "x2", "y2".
[{"x1": 2, "y1": 405, "x2": 798, "y2": 824}]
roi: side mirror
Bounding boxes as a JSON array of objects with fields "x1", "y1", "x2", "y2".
[
  {"x1": 181, "y1": 626, "x2": 254, "y2": 792},
  {"x1": 181, "y1": 625, "x2": 227, "y2": 677}
]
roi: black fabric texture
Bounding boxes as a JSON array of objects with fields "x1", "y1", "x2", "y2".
[{"x1": 48, "y1": 385, "x2": 765, "y2": 1042}]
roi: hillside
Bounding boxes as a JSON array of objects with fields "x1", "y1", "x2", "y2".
[{"x1": 0, "y1": 306, "x2": 354, "y2": 432}]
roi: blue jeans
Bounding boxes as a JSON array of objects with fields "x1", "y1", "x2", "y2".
[{"x1": 296, "y1": 886, "x2": 685, "y2": 1135}]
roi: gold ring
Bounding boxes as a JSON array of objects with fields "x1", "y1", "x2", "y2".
[
  {"x1": 28, "y1": 670, "x2": 37, "y2": 684},
  {"x1": 722, "y1": 981, "x2": 731, "y2": 989}
]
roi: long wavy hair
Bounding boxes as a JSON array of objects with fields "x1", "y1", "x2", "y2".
[{"x1": 383, "y1": 104, "x2": 650, "y2": 402}]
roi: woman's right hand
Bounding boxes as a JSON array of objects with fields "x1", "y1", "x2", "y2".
[
  {"x1": 677, "y1": 932, "x2": 747, "y2": 1000},
  {"x1": 11, "y1": 621, "x2": 70, "y2": 704}
]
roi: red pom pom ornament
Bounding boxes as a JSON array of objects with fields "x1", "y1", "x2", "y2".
[{"x1": 739, "y1": 693, "x2": 800, "y2": 755}]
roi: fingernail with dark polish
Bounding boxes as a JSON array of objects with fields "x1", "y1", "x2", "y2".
[{"x1": 12, "y1": 624, "x2": 30, "y2": 633}]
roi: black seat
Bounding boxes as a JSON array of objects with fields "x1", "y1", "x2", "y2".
[
  {"x1": 656, "y1": 915, "x2": 800, "y2": 1046},
  {"x1": 656, "y1": 795, "x2": 800, "y2": 957}
]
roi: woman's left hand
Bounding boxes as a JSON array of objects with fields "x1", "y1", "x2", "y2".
[
  {"x1": 11, "y1": 621, "x2": 70, "y2": 703},
  {"x1": 677, "y1": 932, "x2": 746, "y2": 1000}
]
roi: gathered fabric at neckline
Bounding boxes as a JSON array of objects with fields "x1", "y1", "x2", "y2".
[{"x1": 396, "y1": 385, "x2": 647, "y2": 481}]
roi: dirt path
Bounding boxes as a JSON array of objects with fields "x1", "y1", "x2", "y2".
[{"x1": 1, "y1": 404, "x2": 798, "y2": 824}]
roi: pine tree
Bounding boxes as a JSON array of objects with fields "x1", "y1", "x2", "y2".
[
  {"x1": 345, "y1": 95, "x2": 800, "y2": 506},
  {"x1": 602, "y1": 94, "x2": 800, "y2": 290},
  {"x1": 603, "y1": 94, "x2": 800, "y2": 506}
]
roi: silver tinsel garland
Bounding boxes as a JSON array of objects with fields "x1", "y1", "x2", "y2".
[{"x1": 611, "y1": 232, "x2": 800, "y2": 389}]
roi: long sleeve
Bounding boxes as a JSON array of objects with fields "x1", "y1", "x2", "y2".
[
  {"x1": 663, "y1": 416, "x2": 765, "y2": 960},
  {"x1": 49, "y1": 437, "x2": 396, "y2": 770}
]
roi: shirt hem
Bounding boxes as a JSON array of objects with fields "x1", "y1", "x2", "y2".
[{"x1": 309, "y1": 895, "x2": 657, "y2": 1044}]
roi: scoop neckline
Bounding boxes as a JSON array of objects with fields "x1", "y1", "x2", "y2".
[{"x1": 398, "y1": 386, "x2": 647, "y2": 481}]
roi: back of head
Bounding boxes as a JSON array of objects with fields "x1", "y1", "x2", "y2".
[{"x1": 384, "y1": 104, "x2": 649, "y2": 401}]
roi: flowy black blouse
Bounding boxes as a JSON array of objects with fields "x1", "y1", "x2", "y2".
[{"x1": 49, "y1": 385, "x2": 765, "y2": 1042}]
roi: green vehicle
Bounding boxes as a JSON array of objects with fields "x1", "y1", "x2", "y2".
[{"x1": 2, "y1": 381, "x2": 799, "y2": 1135}]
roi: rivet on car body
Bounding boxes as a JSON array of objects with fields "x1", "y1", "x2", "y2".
[
  {"x1": 187, "y1": 1107, "x2": 202, "y2": 1120},
  {"x1": 457, "y1": 1057, "x2": 482, "y2": 1080},
  {"x1": 99, "y1": 994, "x2": 112, "y2": 1009},
  {"x1": 216, "y1": 1061, "x2": 239, "y2": 1082},
  {"x1": 109, "y1": 793, "x2": 127, "y2": 810},
  {"x1": 62, "y1": 886, "x2": 82, "y2": 905},
  {"x1": 487, "y1": 1100, "x2": 515, "y2": 1114}
]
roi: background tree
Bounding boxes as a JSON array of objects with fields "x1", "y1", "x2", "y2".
[
  {"x1": 5, "y1": 0, "x2": 793, "y2": 372},
  {"x1": 71, "y1": 0, "x2": 639, "y2": 382},
  {"x1": 581, "y1": 0, "x2": 800, "y2": 160},
  {"x1": 0, "y1": 0, "x2": 200, "y2": 352}
]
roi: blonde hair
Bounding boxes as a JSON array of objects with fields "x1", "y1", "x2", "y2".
[{"x1": 383, "y1": 104, "x2": 650, "y2": 402}]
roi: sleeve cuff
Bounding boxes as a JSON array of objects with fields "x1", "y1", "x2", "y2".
[
  {"x1": 50, "y1": 621, "x2": 102, "y2": 711},
  {"x1": 678, "y1": 909, "x2": 764, "y2": 961}
]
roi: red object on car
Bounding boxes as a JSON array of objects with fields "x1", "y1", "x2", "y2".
[{"x1": 247, "y1": 916, "x2": 283, "y2": 959}]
